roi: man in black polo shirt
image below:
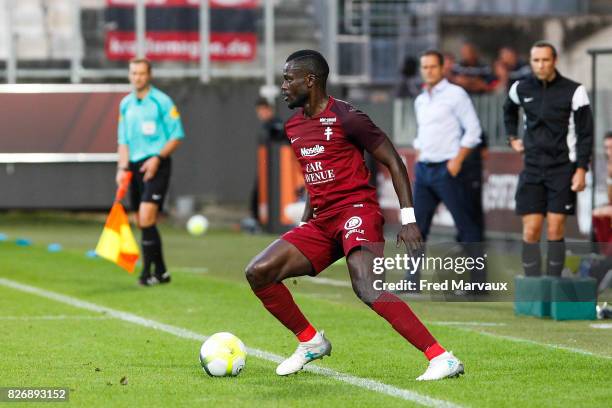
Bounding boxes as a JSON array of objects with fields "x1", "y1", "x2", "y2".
[{"x1": 503, "y1": 41, "x2": 593, "y2": 277}]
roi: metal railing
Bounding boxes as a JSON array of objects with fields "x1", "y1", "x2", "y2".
[
  {"x1": 0, "y1": 0, "x2": 276, "y2": 92},
  {"x1": 393, "y1": 93, "x2": 512, "y2": 148},
  {"x1": 325, "y1": 0, "x2": 439, "y2": 84},
  {"x1": 438, "y1": 0, "x2": 590, "y2": 15}
]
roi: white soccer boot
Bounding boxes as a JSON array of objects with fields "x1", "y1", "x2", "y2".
[
  {"x1": 416, "y1": 351, "x2": 464, "y2": 381},
  {"x1": 276, "y1": 331, "x2": 332, "y2": 376}
]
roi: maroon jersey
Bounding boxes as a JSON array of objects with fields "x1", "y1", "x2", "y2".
[{"x1": 285, "y1": 97, "x2": 386, "y2": 215}]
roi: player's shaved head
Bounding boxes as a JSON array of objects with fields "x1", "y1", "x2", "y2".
[{"x1": 285, "y1": 50, "x2": 329, "y2": 88}]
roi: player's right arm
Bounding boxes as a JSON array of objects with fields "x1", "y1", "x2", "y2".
[
  {"x1": 343, "y1": 107, "x2": 422, "y2": 250},
  {"x1": 371, "y1": 138, "x2": 423, "y2": 251},
  {"x1": 503, "y1": 81, "x2": 524, "y2": 153},
  {"x1": 300, "y1": 193, "x2": 313, "y2": 225}
]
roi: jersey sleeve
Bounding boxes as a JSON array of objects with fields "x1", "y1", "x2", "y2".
[
  {"x1": 343, "y1": 108, "x2": 387, "y2": 152},
  {"x1": 503, "y1": 81, "x2": 521, "y2": 137},
  {"x1": 572, "y1": 85, "x2": 593, "y2": 169},
  {"x1": 161, "y1": 96, "x2": 185, "y2": 140}
]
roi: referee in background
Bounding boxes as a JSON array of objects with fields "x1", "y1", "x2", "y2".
[
  {"x1": 116, "y1": 58, "x2": 185, "y2": 286},
  {"x1": 504, "y1": 41, "x2": 593, "y2": 277}
]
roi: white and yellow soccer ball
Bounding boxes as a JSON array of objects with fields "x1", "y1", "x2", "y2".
[
  {"x1": 186, "y1": 215, "x2": 209, "y2": 236},
  {"x1": 199, "y1": 332, "x2": 246, "y2": 377}
]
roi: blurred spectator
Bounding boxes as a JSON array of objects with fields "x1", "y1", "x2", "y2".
[
  {"x1": 447, "y1": 47, "x2": 488, "y2": 232},
  {"x1": 452, "y1": 43, "x2": 497, "y2": 94},
  {"x1": 461, "y1": 133, "x2": 488, "y2": 238},
  {"x1": 592, "y1": 131, "x2": 612, "y2": 255},
  {"x1": 493, "y1": 60, "x2": 509, "y2": 94},
  {"x1": 593, "y1": 131, "x2": 612, "y2": 219},
  {"x1": 255, "y1": 97, "x2": 285, "y2": 144},
  {"x1": 395, "y1": 56, "x2": 423, "y2": 98},
  {"x1": 249, "y1": 97, "x2": 286, "y2": 229},
  {"x1": 443, "y1": 52, "x2": 456, "y2": 82},
  {"x1": 494, "y1": 47, "x2": 532, "y2": 91}
]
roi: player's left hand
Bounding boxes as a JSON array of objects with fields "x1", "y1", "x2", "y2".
[
  {"x1": 397, "y1": 224, "x2": 424, "y2": 252},
  {"x1": 571, "y1": 168, "x2": 586, "y2": 192},
  {"x1": 140, "y1": 156, "x2": 160, "y2": 181}
]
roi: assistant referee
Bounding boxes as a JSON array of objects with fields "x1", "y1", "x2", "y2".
[
  {"x1": 504, "y1": 41, "x2": 593, "y2": 277},
  {"x1": 116, "y1": 58, "x2": 185, "y2": 286}
]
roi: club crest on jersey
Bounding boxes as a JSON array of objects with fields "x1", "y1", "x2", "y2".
[
  {"x1": 344, "y1": 216, "x2": 363, "y2": 230},
  {"x1": 324, "y1": 127, "x2": 333, "y2": 141},
  {"x1": 301, "y1": 145, "x2": 325, "y2": 157},
  {"x1": 320, "y1": 117, "x2": 336, "y2": 125}
]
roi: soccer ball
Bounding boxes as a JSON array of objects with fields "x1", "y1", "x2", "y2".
[
  {"x1": 199, "y1": 332, "x2": 246, "y2": 377},
  {"x1": 187, "y1": 215, "x2": 209, "y2": 236}
]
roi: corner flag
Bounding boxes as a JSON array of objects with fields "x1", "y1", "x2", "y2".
[{"x1": 95, "y1": 172, "x2": 140, "y2": 273}]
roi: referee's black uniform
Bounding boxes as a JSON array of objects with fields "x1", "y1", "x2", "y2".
[
  {"x1": 504, "y1": 72, "x2": 593, "y2": 182},
  {"x1": 504, "y1": 71, "x2": 593, "y2": 275}
]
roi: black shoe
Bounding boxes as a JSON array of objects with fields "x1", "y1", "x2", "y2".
[
  {"x1": 152, "y1": 271, "x2": 171, "y2": 285},
  {"x1": 138, "y1": 270, "x2": 151, "y2": 286}
]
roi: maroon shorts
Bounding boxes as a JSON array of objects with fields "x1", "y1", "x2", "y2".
[{"x1": 282, "y1": 204, "x2": 385, "y2": 274}]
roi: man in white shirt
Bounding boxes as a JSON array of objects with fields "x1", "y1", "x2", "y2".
[
  {"x1": 413, "y1": 49, "x2": 483, "y2": 240},
  {"x1": 411, "y1": 50, "x2": 486, "y2": 289}
]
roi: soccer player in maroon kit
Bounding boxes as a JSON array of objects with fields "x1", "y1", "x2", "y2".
[{"x1": 245, "y1": 50, "x2": 464, "y2": 380}]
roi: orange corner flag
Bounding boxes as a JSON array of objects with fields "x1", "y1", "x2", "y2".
[{"x1": 95, "y1": 172, "x2": 140, "y2": 273}]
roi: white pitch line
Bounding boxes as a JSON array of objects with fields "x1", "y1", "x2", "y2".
[
  {"x1": 430, "y1": 321, "x2": 507, "y2": 327},
  {"x1": 0, "y1": 277, "x2": 462, "y2": 408},
  {"x1": 457, "y1": 327, "x2": 612, "y2": 360},
  {"x1": 303, "y1": 276, "x2": 352, "y2": 288},
  {"x1": 173, "y1": 267, "x2": 209, "y2": 274},
  {"x1": 0, "y1": 315, "x2": 110, "y2": 320},
  {"x1": 298, "y1": 278, "x2": 612, "y2": 359},
  {"x1": 590, "y1": 323, "x2": 612, "y2": 329}
]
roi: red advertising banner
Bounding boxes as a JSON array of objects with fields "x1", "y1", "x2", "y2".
[
  {"x1": 105, "y1": 0, "x2": 258, "y2": 61},
  {"x1": 107, "y1": 0, "x2": 259, "y2": 8},
  {"x1": 105, "y1": 32, "x2": 256, "y2": 61},
  {"x1": 0, "y1": 90, "x2": 127, "y2": 154}
]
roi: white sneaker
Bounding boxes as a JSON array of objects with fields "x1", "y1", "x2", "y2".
[
  {"x1": 416, "y1": 351, "x2": 464, "y2": 381},
  {"x1": 276, "y1": 331, "x2": 332, "y2": 376}
]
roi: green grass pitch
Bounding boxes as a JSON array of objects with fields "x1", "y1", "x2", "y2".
[{"x1": 0, "y1": 213, "x2": 610, "y2": 407}]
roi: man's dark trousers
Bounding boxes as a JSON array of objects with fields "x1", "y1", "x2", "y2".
[{"x1": 407, "y1": 161, "x2": 486, "y2": 287}]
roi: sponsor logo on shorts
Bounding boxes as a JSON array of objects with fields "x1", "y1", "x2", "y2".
[
  {"x1": 301, "y1": 145, "x2": 325, "y2": 157},
  {"x1": 344, "y1": 216, "x2": 365, "y2": 240},
  {"x1": 344, "y1": 216, "x2": 362, "y2": 230},
  {"x1": 345, "y1": 229, "x2": 365, "y2": 240}
]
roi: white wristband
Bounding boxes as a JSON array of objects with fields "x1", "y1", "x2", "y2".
[{"x1": 400, "y1": 207, "x2": 416, "y2": 225}]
